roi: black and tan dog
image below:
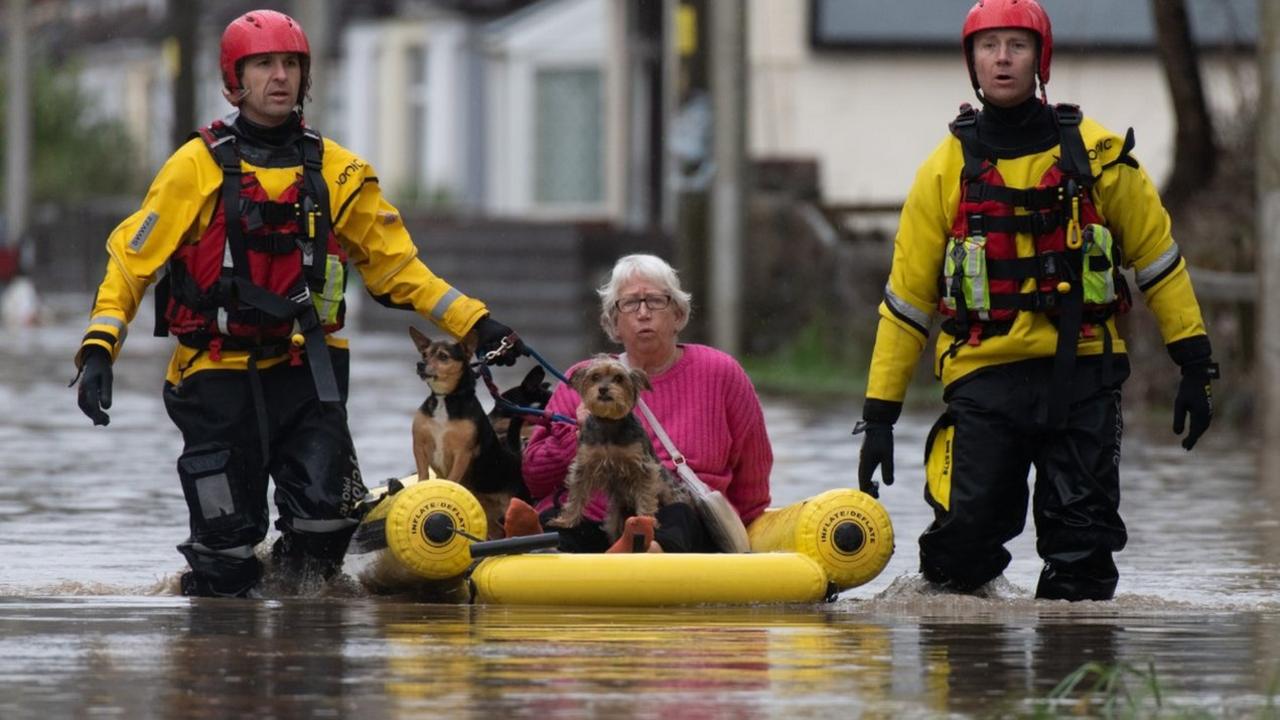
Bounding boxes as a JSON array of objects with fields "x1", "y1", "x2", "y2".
[
  {"x1": 409, "y1": 327, "x2": 528, "y2": 539},
  {"x1": 549, "y1": 355, "x2": 689, "y2": 542},
  {"x1": 487, "y1": 366, "x2": 551, "y2": 454}
]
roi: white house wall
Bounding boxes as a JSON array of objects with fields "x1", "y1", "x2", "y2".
[
  {"x1": 484, "y1": 0, "x2": 617, "y2": 219},
  {"x1": 496, "y1": 0, "x2": 605, "y2": 59},
  {"x1": 344, "y1": 25, "x2": 381, "y2": 166},
  {"x1": 483, "y1": 49, "x2": 527, "y2": 213},
  {"x1": 747, "y1": 0, "x2": 1257, "y2": 208},
  {"x1": 76, "y1": 43, "x2": 173, "y2": 174},
  {"x1": 427, "y1": 23, "x2": 466, "y2": 198},
  {"x1": 341, "y1": 17, "x2": 471, "y2": 203}
]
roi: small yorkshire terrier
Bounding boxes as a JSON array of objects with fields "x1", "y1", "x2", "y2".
[
  {"x1": 549, "y1": 355, "x2": 689, "y2": 542},
  {"x1": 409, "y1": 327, "x2": 527, "y2": 539}
]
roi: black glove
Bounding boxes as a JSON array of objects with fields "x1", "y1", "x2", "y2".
[
  {"x1": 472, "y1": 316, "x2": 526, "y2": 367},
  {"x1": 854, "y1": 399, "x2": 901, "y2": 498},
  {"x1": 1167, "y1": 336, "x2": 1219, "y2": 452},
  {"x1": 1173, "y1": 363, "x2": 1218, "y2": 451},
  {"x1": 76, "y1": 346, "x2": 113, "y2": 427},
  {"x1": 854, "y1": 421, "x2": 895, "y2": 498}
]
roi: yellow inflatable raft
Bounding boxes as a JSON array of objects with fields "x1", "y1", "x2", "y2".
[{"x1": 348, "y1": 476, "x2": 894, "y2": 606}]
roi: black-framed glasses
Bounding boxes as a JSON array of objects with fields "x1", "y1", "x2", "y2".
[{"x1": 616, "y1": 294, "x2": 672, "y2": 313}]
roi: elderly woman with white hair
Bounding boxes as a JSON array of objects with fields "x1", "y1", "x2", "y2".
[{"x1": 512, "y1": 254, "x2": 773, "y2": 553}]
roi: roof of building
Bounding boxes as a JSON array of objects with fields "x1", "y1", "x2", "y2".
[{"x1": 812, "y1": 0, "x2": 1257, "y2": 50}]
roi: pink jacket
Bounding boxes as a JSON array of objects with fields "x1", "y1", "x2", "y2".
[{"x1": 522, "y1": 344, "x2": 773, "y2": 524}]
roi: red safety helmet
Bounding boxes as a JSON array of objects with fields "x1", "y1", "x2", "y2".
[
  {"x1": 219, "y1": 9, "x2": 311, "y2": 100},
  {"x1": 962, "y1": 0, "x2": 1053, "y2": 96}
]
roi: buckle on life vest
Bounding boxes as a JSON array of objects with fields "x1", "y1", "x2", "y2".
[
  {"x1": 967, "y1": 324, "x2": 983, "y2": 347},
  {"x1": 288, "y1": 343, "x2": 303, "y2": 367},
  {"x1": 1055, "y1": 103, "x2": 1083, "y2": 126},
  {"x1": 967, "y1": 213, "x2": 986, "y2": 235},
  {"x1": 1081, "y1": 323, "x2": 1096, "y2": 340},
  {"x1": 208, "y1": 336, "x2": 223, "y2": 363},
  {"x1": 1066, "y1": 192, "x2": 1084, "y2": 249}
]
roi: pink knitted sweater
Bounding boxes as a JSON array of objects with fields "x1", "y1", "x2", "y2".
[{"x1": 522, "y1": 344, "x2": 773, "y2": 524}]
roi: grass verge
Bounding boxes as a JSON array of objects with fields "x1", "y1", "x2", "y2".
[{"x1": 741, "y1": 318, "x2": 868, "y2": 398}]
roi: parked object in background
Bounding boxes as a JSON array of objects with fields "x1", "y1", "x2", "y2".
[{"x1": 1, "y1": 276, "x2": 41, "y2": 327}]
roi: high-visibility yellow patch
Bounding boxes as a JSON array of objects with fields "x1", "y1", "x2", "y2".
[
  {"x1": 677, "y1": 5, "x2": 697, "y2": 56},
  {"x1": 314, "y1": 254, "x2": 345, "y2": 326},
  {"x1": 926, "y1": 423, "x2": 955, "y2": 511}
]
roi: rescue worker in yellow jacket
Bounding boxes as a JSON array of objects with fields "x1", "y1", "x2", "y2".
[
  {"x1": 854, "y1": 0, "x2": 1218, "y2": 601},
  {"x1": 71, "y1": 9, "x2": 526, "y2": 598}
]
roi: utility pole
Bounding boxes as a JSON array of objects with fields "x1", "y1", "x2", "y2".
[
  {"x1": 708, "y1": 0, "x2": 746, "y2": 356},
  {"x1": 293, "y1": 0, "x2": 331, "y2": 127},
  {"x1": 672, "y1": 0, "x2": 711, "y2": 342},
  {"x1": 169, "y1": 0, "x2": 198, "y2": 150},
  {"x1": 5, "y1": 0, "x2": 30, "y2": 256},
  {"x1": 1259, "y1": 0, "x2": 1280, "y2": 477},
  {"x1": 619, "y1": 1, "x2": 666, "y2": 231},
  {"x1": 661, "y1": 0, "x2": 679, "y2": 235}
]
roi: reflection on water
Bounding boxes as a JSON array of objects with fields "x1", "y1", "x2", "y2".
[
  {"x1": 3, "y1": 598, "x2": 1279, "y2": 719},
  {"x1": 1, "y1": 307, "x2": 1277, "y2": 717}
]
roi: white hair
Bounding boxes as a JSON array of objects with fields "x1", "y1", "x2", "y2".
[{"x1": 597, "y1": 254, "x2": 693, "y2": 343}]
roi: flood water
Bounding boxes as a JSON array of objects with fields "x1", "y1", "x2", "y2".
[{"x1": 3, "y1": 299, "x2": 1278, "y2": 718}]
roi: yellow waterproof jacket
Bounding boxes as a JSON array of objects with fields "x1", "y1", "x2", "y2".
[
  {"x1": 76, "y1": 126, "x2": 488, "y2": 385},
  {"x1": 866, "y1": 115, "x2": 1207, "y2": 403}
]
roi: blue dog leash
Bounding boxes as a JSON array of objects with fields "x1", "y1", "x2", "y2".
[
  {"x1": 474, "y1": 339, "x2": 576, "y2": 427},
  {"x1": 481, "y1": 331, "x2": 569, "y2": 385},
  {"x1": 520, "y1": 344, "x2": 570, "y2": 385}
]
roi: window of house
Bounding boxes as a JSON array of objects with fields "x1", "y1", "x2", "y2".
[
  {"x1": 533, "y1": 67, "x2": 603, "y2": 205},
  {"x1": 406, "y1": 44, "x2": 429, "y2": 196}
]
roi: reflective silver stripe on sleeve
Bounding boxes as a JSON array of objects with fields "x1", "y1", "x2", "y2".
[
  {"x1": 884, "y1": 284, "x2": 931, "y2": 334},
  {"x1": 290, "y1": 517, "x2": 358, "y2": 533},
  {"x1": 128, "y1": 212, "x2": 159, "y2": 252},
  {"x1": 88, "y1": 315, "x2": 128, "y2": 341},
  {"x1": 189, "y1": 542, "x2": 257, "y2": 560},
  {"x1": 1135, "y1": 244, "x2": 1180, "y2": 288},
  {"x1": 429, "y1": 287, "x2": 463, "y2": 322}
]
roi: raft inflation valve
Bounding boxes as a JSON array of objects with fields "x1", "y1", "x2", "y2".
[
  {"x1": 423, "y1": 513, "x2": 455, "y2": 544},
  {"x1": 832, "y1": 522, "x2": 865, "y2": 554},
  {"x1": 368, "y1": 479, "x2": 561, "y2": 580},
  {"x1": 745, "y1": 488, "x2": 894, "y2": 589},
  {"x1": 417, "y1": 510, "x2": 556, "y2": 555}
]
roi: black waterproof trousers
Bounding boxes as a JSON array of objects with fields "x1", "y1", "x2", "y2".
[
  {"x1": 162, "y1": 348, "x2": 367, "y2": 597},
  {"x1": 919, "y1": 355, "x2": 1130, "y2": 601}
]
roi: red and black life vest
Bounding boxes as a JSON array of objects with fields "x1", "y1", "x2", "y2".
[
  {"x1": 939, "y1": 103, "x2": 1135, "y2": 426},
  {"x1": 156, "y1": 118, "x2": 348, "y2": 401},
  {"x1": 938, "y1": 103, "x2": 1131, "y2": 346}
]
